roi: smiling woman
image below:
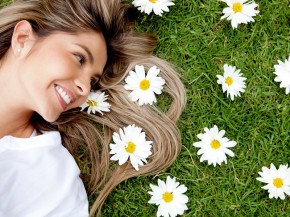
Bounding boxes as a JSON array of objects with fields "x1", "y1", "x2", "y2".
[
  {"x1": 11, "y1": 28, "x2": 107, "y2": 122},
  {"x1": 0, "y1": 0, "x2": 186, "y2": 217}
]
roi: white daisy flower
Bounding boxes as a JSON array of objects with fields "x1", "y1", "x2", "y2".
[
  {"x1": 256, "y1": 164, "x2": 290, "y2": 200},
  {"x1": 110, "y1": 124, "x2": 152, "y2": 171},
  {"x1": 148, "y1": 176, "x2": 189, "y2": 217},
  {"x1": 221, "y1": 0, "x2": 259, "y2": 29},
  {"x1": 273, "y1": 56, "x2": 290, "y2": 94},
  {"x1": 79, "y1": 91, "x2": 111, "y2": 115},
  {"x1": 124, "y1": 65, "x2": 165, "y2": 106},
  {"x1": 132, "y1": 0, "x2": 174, "y2": 16},
  {"x1": 217, "y1": 64, "x2": 247, "y2": 101},
  {"x1": 193, "y1": 125, "x2": 237, "y2": 167}
]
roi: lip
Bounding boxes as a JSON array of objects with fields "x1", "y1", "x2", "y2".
[{"x1": 54, "y1": 84, "x2": 76, "y2": 110}]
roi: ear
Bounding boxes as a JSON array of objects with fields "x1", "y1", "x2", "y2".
[{"x1": 11, "y1": 20, "x2": 38, "y2": 57}]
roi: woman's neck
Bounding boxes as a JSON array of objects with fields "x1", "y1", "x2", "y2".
[
  {"x1": 0, "y1": 92, "x2": 34, "y2": 138},
  {"x1": 0, "y1": 119, "x2": 34, "y2": 138},
  {"x1": 0, "y1": 57, "x2": 35, "y2": 138}
]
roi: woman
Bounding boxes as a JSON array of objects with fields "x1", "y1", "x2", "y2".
[{"x1": 0, "y1": 0, "x2": 186, "y2": 216}]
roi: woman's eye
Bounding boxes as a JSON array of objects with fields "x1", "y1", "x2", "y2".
[
  {"x1": 90, "y1": 77, "x2": 99, "y2": 87},
  {"x1": 75, "y1": 54, "x2": 85, "y2": 64}
]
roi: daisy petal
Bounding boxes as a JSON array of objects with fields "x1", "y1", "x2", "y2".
[
  {"x1": 110, "y1": 124, "x2": 152, "y2": 171},
  {"x1": 193, "y1": 125, "x2": 237, "y2": 166},
  {"x1": 257, "y1": 164, "x2": 290, "y2": 200},
  {"x1": 216, "y1": 64, "x2": 247, "y2": 100},
  {"x1": 220, "y1": 0, "x2": 259, "y2": 29},
  {"x1": 79, "y1": 91, "x2": 111, "y2": 115},
  {"x1": 148, "y1": 176, "x2": 189, "y2": 217},
  {"x1": 124, "y1": 65, "x2": 165, "y2": 106}
]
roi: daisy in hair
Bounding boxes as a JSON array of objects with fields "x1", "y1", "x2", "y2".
[
  {"x1": 124, "y1": 65, "x2": 165, "y2": 106},
  {"x1": 110, "y1": 124, "x2": 152, "y2": 171},
  {"x1": 79, "y1": 91, "x2": 111, "y2": 115}
]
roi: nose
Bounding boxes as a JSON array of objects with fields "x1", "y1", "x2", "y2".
[{"x1": 74, "y1": 77, "x2": 90, "y2": 96}]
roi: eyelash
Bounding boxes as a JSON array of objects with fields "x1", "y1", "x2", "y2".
[
  {"x1": 74, "y1": 53, "x2": 99, "y2": 87},
  {"x1": 75, "y1": 53, "x2": 86, "y2": 65},
  {"x1": 90, "y1": 77, "x2": 99, "y2": 88}
]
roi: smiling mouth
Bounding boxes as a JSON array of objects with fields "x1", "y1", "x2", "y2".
[{"x1": 55, "y1": 85, "x2": 72, "y2": 105}]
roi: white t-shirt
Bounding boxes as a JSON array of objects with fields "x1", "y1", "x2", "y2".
[{"x1": 0, "y1": 131, "x2": 89, "y2": 217}]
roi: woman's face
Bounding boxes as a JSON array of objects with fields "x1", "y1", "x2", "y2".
[{"x1": 17, "y1": 31, "x2": 107, "y2": 122}]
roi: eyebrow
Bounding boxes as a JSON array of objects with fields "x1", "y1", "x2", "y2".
[{"x1": 74, "y1": 43, "x2": 94, "y2": 64}]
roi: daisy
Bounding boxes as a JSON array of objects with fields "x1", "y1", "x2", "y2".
[
  {"x1": 221, "y1": 0, "x2": 259, "y2": 29},
  {"x1": 79, "y1": 91, "x2": 111, "y2": 115},
  {"x1": 110, "y1": 124, "x2": 152, "y2": 171},
  {"x1": 132, "y1": 0, "x2": 175, "y2": 16},
  {"x1": 273, "y1": 56, "x2": 290, "y2": 94},
  {"x1": 193, "y1": 125, "x2": 237, "y2": 167},
  {"x1": 256, "y1": 164, "x2": 290, "y2": 200},
  {"x1": 124, "y1": 65, "x2": 165, "y2": 106},
  {"x1": 148, "y1": 176, "x2": 188, "y2": 217},
  {"x1": 217, "y1": 64, "x2": 247, "y2": 101}
]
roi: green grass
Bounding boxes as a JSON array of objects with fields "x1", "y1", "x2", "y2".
[{"x1": 102, "y1": 0, "x2": 290, "y2": 216}]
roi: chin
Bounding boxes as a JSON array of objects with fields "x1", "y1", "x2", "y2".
[
  {"x1": 44, "y1": 117, "x2": 59, "y2": 123},
  {"x1": 38, "y1": 112, "x2": 61, "y2": 123}
]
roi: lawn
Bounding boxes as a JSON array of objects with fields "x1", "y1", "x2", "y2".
[{"x1": 101, "y1": 0, "x2": 290, "y2": 216}]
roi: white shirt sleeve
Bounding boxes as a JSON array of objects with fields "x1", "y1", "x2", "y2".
[{"x1": 0, "y1": 131, "x2": 89, "y2": 217}]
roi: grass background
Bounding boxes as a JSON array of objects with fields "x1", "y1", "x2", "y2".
[
  {"x1": 0, "y1": 0, "x2": 289, "y2": 216},
  {"x1": 101, "y1": 0, "x2": 290, "y2": 216}
]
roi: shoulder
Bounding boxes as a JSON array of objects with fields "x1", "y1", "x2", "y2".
[
  {"x1": 0, "y1": 131, "x2": 89, "y2": 217},
  {"x1": 0, "y1": 131, "x2": 80, "y2": 176}
]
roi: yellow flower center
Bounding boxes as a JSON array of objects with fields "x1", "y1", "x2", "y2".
[
  {"x1": 149, "y1": 0, "x2": 157, "y2": 3},
  {"x1": 87, "y1": 100, "x2": 97, "y2": 107},
  {"x1": 233, "y1": 2, "x2": 243, "y2": 13},
  {"x1": 125, "y1": 142, "x2": 136, "y2": 154},
  {"x1": 273, "y1": 178, "x2": 283, "y2": 188},
  {"x1": 225, "y1": 77, "x2": 233, "y2": 86},
  {"x1": 210, "y1": 140, "x2": 221, "y2": 150},
  {"x1": 140, "y1": 79, "x2": 150, "y2": 90},
  {"x1": 162, "y1": 192, "x2": 173, "y2": 202}
]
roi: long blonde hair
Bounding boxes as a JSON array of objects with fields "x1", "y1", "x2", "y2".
[{"x1": 0, "y1": 0, "x2": 186, "y2": 216}]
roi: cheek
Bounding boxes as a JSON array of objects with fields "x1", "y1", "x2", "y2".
[
  {"x1": 79, "y1": 95, "x2": 88, "y2": 105},
  {"x1": 46, "y1": 57, "x2": 73, "y2": 78},
  {"x1": 35, "y1": 49, "x2": 73, "y2": 78},
  {"x1": 70, "y1": 95, "x2": 88, "y2": 109}
]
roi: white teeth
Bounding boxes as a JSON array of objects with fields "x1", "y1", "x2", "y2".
[{"x1": 56, "y1": 85, "x2": 72, "y2": 105}]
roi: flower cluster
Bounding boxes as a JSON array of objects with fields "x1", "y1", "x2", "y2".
[
  {"x1": 192, "y1": 52, "x2": 290, "y2": 209},
  {"x1": 189, "y1": 0, "x2": 290, "y2": 211},
  {"x1": 80, "y1": 1, "x2": 290, "y2": 216},
  {"x1": 132, "y1": 0, "x2": 260, "y2": 30}
]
